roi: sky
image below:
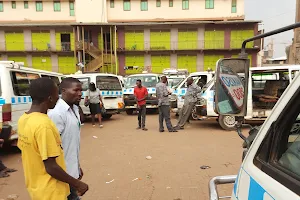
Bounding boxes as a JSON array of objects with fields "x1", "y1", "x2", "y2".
[{"x1": 244, "y1": 0, "x2": 296, "y2": 58}]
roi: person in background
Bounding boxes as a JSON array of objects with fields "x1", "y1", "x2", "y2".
[
  {"x1": 175, "y1": 77, "x2": 201, "y2": 130},
  {"x1": 85, "y1": 82, "x2": 104, "y2": 128},
  {"x1": 48, "y1": 78, "x2": 85, "y2": 200},
  {"x1": 0, "y1": 139, "x2": 17, "y2": 178},
  {"x1": 156, "y1": 76, "x2": 177, "y2": 133},
  {"x1": 134, "y1": 79, "x2": 148, "y2": 131},
  {"x1": 18, "y1": 78, "x2": 88, "y2": 200}
]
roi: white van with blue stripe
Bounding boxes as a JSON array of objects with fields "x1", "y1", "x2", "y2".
[
  {"x1": 123, "y1": 73, "x2": 159, "y2": 115},
  {"x1": 169, "y1": 71, "x2": 214, "y2": 114},
  {"x1": 210, "y1": 58, "x2": 300, "y2": 199},
  {"x1": 67, "y1": 73, "x2": 124, "y2": 119},
  {"x1": 0, "y1": 61, "x2": 64, "y2": 146}
]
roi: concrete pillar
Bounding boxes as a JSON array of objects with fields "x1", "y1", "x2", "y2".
[
  {"x1": 144, "y1": 29, "x2": 150, "y2": 50},
  {"x1": 50, "y1": 29, "x2": 56, "y2": 51},
  {"x1": 26, "y1": 54, "x2": 32, "y2": 67},
  {"x1": 51, "y1": 54, "x2": 59, "y2": 72},
  {"x1": 24, "y1": 29, "x2": 32, "y2": 51},
  {"x1": 170, "y1": 53, "x2": 177, "y2": 68},
  {"x1": 117, "y1": 28, "x2": 125, "y2": 49},
  {"x1": 144, "y1": 54, "x2": 151, "y2": 68},
  {"x1": 0, "y1": 31, "x2": 5, "y2": 51},
  {"x1": 171, "y1": 28, "x2": 178, "y2": 50},
  {"x1": 197, "y1": 53, "x2": 204, "y2": 71},
  {"x1": 197, "y1": 26, "x2": 205, "y2": 49},
  {"x1": 118, "y1": 53, "x2": 125, "y2": 75}
]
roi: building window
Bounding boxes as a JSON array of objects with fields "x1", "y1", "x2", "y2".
[
  {"x1": 53, "y1": 1, "x2": 61, "y2": 12},
  {"x1": 110, "y1": 0, "x2": 114, "y2": 8},
  {"x1": 36, "y1": 1, "x2": 43, "y2": 11},
  {"x1": 123, "y1": 0, "x2": 130, "y2": 11},
  {"x1": 169, "y1": 0, "x2": 173, "y2": 7},
  {"x1": 141, "y1": 0, "x2": 148, "y2": 11},
  {"x1": 156, "y1": 0, "x2": 161, "y2": 7},
  {"x1": 12, "y1": 1, "x2": 16, "y2": 9},
  {"x1": 0, "y1": 1, "x2": 3, "y2": 12},
  {"x1": 69, "y1": 1, "x2": 74, "y2": 16},
  {"x1": 24, "y1": 1, "x2": 29, "y2": 8},
  {"x1": 205, "y1": 0, "x2": 214, "y2": 9},
  {"x1": 231, "y1": 0, "x2": 237, "y2": 13},
  {"x1": 182, "y1": 0, "x2": 189, "y2": 10}
]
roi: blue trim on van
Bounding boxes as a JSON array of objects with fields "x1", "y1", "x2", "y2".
[{"x1": 0, "y1": 98, "x2": 5, "y2": 106}]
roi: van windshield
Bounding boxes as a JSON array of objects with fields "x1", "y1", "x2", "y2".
[
  {"x1": 96, "y1": 76, "x2": 122, "y2": 91},
  {"x1": 125, "y1": 75, "x2": 158, "y2": 88},
  {"x1": 202, "y1": 78, "x2": 214, "y2": 93},
  {"x1": 77, "y1": 77, "x2": 90, "y2": 91}
]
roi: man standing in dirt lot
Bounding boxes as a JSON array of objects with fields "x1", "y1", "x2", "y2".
[
  {"x1": 134, "y1": 79, "x2": 148, "y2": 131},
  {"x1": 175, "y1": 77, "x2": 201, "y2": 130},
  {"x1": 48, "y1": 77, "x2": 85, "y2": 200},
  {"x1": 156, "y1": 76, "x2": 177, "y2": 133}
]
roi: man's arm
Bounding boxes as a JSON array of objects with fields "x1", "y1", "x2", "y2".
[
  {"x1": 48, "y1": 111, "x2": 65, "y2": 135},
  {"x1": 162, "y1": 85, "x2": 169, "y2": 97},
  {"x1": 44, "y1": 158, "x2": 88, "y2": 196}
]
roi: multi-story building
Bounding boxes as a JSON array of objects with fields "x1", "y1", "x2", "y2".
[{"x1": 0, "y1": 0, "x2": 261, "y2": 75}]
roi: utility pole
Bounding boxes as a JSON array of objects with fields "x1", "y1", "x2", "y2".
[{"x1": 289, "y1": 0, "x2": 300, "y2": 64}]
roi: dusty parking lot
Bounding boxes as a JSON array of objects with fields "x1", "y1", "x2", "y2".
[{"x1": 0, "y1": 113, "x2": 248, "y2": 200}]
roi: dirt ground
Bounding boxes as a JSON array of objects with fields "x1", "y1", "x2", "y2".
[{"x1": 0, "y1": 113, "x2": 247, "y2": 200}]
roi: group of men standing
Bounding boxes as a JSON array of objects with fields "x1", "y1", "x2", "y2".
[
  {"x1": 134, "y1": 76, "x2": 201, "y2": 132},
  {"x1": 17, "y1": 77, "x2": 89, "y2": 200}
]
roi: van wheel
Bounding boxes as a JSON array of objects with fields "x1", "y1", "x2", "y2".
[
  {"x1": 191, "y1": 106, "x2": 198, "y2": 120},
  {"x1": 126, "y1": 109, "x2": 134, "y2": 115},
  {"x1": 218, "y1": 115, "x2": 237, "y2": 131},
  {"x1": 103, "y1": 114, "x2": 112, "y2": 119}
]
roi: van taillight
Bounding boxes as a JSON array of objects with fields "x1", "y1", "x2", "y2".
[{"x1": 2, "y1": 104, "x2": 12, "y2": 122}]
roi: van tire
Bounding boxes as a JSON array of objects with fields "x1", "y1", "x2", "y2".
[
  {"x1": 126, "y1": 109, "x2": 134, "y2": 115},
  {"x1": 218, "y1": 115, "x2": 237, "y2": 131},
  {"x1": 103, "y1": 114, "x2": 112, "y2": 119},
  {"x1": 191, "y1": 106, "x2": 198, "y2": 120}
]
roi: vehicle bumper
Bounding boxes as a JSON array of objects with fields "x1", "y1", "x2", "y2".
[{"x1": 124, "y1": 99, "x2": 158, "y2": 109}]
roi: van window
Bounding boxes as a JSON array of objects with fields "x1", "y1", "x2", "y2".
[
  {"x1": 254, "y1": 87, "x2": 300, "y2": 196},
  {"x1": 96, "y1": 76, "x2": 122, "y2": 91},
  {"x1": 11, "y1": 71, "x2": 40, "y2": 96},
  {"x1": 41, "y1": 75, "x2": 60, "y2": 86},
  {"x1": 125, "y1": 75, "x2": 158, "y2": 88},
  {"x1": 77, "y1": 77, "x2": 90, "y2": 91}
]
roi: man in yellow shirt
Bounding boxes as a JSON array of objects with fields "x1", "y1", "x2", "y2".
[{"x1": 18, "y1": 78, "x2": 89, "y2": 200}]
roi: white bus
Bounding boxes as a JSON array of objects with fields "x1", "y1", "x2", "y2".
[
  {"x1": 0, "y1": 61, "x2": 65, "y2": 146},
  {"x1": 68, "y1": 73, "x2": 124, "y2": 119}
]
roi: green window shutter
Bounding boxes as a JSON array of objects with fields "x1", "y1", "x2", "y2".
[
  {"x1": 231, "y1": 0, "x2": 237, "y2": 13},
  {"x1": 54, "y1": 2, "x2": 61, "y2": 11},
  {"x1": 182, "y1": 0, "x2": 188, "y2": 10},
  {"x1": 156, "y1": 0, "x2": 161, "y2": 7},
  {"x1": 169, "y1": 0, "x2": 173, "y2": 7},
  {"x1": 24, "y1": 1, "x2": 29, "y2": 8},
  {"x1": 0, "y1": 2, "x2": 3, "y2": 12},
  {"x1": 110, "y1": 0, "x2": 114, "y2": 8},
  {"x1": 12, "y1": 1, "x2": 16, "y2": 9},
  {"x1": 141, "y1": 0, "x2": 148, "y2": 11},
  {"x1": 205, "y1": 0, "x2": 213, "y2": 9},
  {"x1": 36, "y1": 2, "x2": 43, "y2": 11},
  {"x1": 124, "y1": 0, "x2": 131, "y2": 11}
]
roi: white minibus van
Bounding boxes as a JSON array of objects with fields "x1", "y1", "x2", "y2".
[
  {"x1": 0, "y1": 61, "x2": 64, "y2": 146},
  {"x1": 196, "y1": 66, "x2": 300, "y2": 130},
  {"x1": 68, "y1": 73, "x2": 124, "y2": 119}
]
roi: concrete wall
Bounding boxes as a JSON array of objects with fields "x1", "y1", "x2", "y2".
[
  {"x1": 107, "y1": 0, "x2": 244, "y2": 22},
  {"x1": 76, "y1": 0, "x2": 107, "y2": 23},
  {"x1": 0, "y1": 1, "x2": 75, "y2": 22}
]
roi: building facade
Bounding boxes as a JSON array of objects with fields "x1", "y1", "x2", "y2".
[{"x1": 0, "y1": 0, "x2": 261, "y2": 75}]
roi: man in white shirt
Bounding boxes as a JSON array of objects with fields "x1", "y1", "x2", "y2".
[{"x1": 48, "y1": 77, "x2": 84, "y2": 200}]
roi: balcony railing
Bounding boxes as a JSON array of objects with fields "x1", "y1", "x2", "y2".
[
  {"x1": 117, "y1": 40, "x2": 258, "y2": 51},
  {"x1": 0, "y1": 42, "x2": 74, "y2": 52}
]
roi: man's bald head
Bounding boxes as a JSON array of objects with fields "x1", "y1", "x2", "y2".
[
  {"x1": 187, "y1": 77, "x2": 194, "y2": 86},
  {"x1": 161, "y1": 76, "x2": 168, "y2": 83}
]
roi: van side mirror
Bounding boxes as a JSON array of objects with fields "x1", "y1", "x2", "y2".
[{"x1": 215, "y1": 58, "x2": 250, "y2": 116}]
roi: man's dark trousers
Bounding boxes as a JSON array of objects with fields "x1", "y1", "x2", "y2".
[{"x1": 138, "y1": 105, "x2": 146, "y2": 128}]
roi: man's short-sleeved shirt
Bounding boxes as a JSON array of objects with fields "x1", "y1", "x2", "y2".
[
  {"x1": 156, "y1": 82, "x2": 170, "y2": 106},
  {"x1": 134, "y1": 86, "x2": 148, "y2": 106},
  {"x1": 48, "y1": 99, "x2": 81, "y2": 179},
  {"x1": 18, "y1": 112, "x2": 70, "y2": 200}
]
